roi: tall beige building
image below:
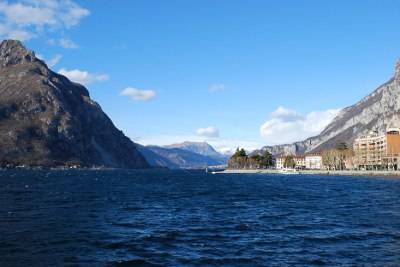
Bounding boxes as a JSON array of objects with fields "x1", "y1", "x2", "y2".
[{"x1": 353, "y1": 128, "x2": 400, "y2": 170}]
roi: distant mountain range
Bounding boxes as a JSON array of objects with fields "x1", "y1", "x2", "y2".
[
  {"x1": 0, "y1": 40, "x2": 148, "y2": 168},
  {"x1": 138, "y1": 141, "x2": 229, "y2": 169},
  {"x1": 166, "y1": 141, "x2": 228, "y2": 161},
  {"x1": 254, "y1": 59, "x2": 400, "y2": 156}
]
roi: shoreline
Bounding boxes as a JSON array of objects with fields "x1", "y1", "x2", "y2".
[{"x1": 216, "y1": 169, "x2": 400, "y2": 177}]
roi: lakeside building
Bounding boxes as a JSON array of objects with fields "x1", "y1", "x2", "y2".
[
  {"x1": 276, "y1": 156, "x2": 285, "y2": 169},
  {"x1": 275, "y1": 155, "x2": 306, "y2": 169},
  {"x1": 305, "y1": 153, "x2": 323, "y2": 169},
  {"x1": 294, "y1": 156, "x2": 306, "y2": 169},
  {"x1": 353, "y1": 128, "x2": 400, "y2": 170}
]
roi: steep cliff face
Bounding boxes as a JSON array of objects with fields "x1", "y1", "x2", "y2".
[
  {"x1": 258, "y1": 59, "x2": 400, "y2": 156},
  {"x1": 0, "y1": 40, "x2": 149, "y2": 168}
]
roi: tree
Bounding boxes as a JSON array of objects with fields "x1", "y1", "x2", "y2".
[
  {"x1": 322, "y1": 144, "x2": 354, "y2": 170},
  {"x1": 232, "y1": 147, "x2": 247, "y2": 158},
  {"x1": 322, "y1": 149, "x2": 336, "y2": 170},
  {"x1": 229, "y1": 147, "x2": 249, "y2": 169},
  {"x1": 284, "y1": 155, "x2": 296, "y2": 168},
  {"x1": 232, "y1": 148, "x2": 240, "y2": 158},
  {"x1": 228, "y1": 148, "x2": 275, "y2": 170},
  {"x1": 238, "y1": 148, "x2": 247, "y2": 157},
  {"x1": 337, "y1": 147, "x2": 354, "y2": 170},
  {"x1": 335, "y1": 142, "x2": 348, "y2": 151},
  {"x1": 261, "y1": 150, "x2": 274, "y2": 167},
  {"x1": 250, "y1": 154, "x2": 262, "y2": 162},
  {"x1": 249, "y1": 155, "x2": 261, "y2": 169}
]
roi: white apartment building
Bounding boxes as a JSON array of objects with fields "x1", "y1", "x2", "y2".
[
  {"x1": 276, "y1": 156, "x2": 284, "y2": 169},
  {"x1": 275, "y1": 155, "x2": 306, "y2": 169},
  {"x1": 294, "y1": 156, "x2": 306, "y2": 169}
]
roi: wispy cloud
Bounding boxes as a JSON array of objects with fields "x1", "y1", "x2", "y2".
[
  {"x1": 36, "y1": 53, "x2": 63, "y2": 67},
  {"x1": 58, "y1": 68, "x2": 110, "y2": 86},
  {"x1": 260, "y1": 106, "x2": 341, "y2": 145},
  {"x1": 0, "y1": 0, "x2": 89, "y2": 41},
  {"x1": 47, "y1": 54, "x2": 62, "y2": 67},
  {"x1": 196, "y1": 126, "x2": 219, "y2": 138},
  {"x1": 209, "y1": 84, "x2": 226, "y2": 93},
  {"x1": 120, "y1": 87, "x2": 156, "y2": 102},
  {"x1": 49, "y1": 38, "x2": 78, "y2": 49}
]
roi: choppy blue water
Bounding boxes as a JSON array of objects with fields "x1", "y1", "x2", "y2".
[{"x1": 1, "y1": 170, "x2": 400, "y2": 266}]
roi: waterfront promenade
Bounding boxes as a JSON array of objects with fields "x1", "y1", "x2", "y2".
[{"x1": 218, "y1": 169, "x2": 400, "y2": 177}]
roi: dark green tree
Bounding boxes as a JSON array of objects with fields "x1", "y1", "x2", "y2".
[
  {"x1": 250, "y1": 154, "x2": 262, "y2": 162},
  {"x1": 335, "y1": 142, "x2": 348, "y2": 151},
  {"x1": 261, "y1": 150, "x2": 274, "y2": 167},
  {"x1": 232, "y1": 147, "x2": 247, "y2": 158},
  {"x1": 229, "y1": 147, "x2": 249, "y2": 169}
]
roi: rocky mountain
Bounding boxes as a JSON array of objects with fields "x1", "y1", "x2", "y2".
[
  {"x1": 256, "y1": 59, "x2": 400, "y2": 156},
  {"x1": 138, "y1": 142, "x2": 228, "y2": 169},
  {"x1": 0, "y1": 40, "x2": 149, "y2": 168},
  {"x1": 137, "y1": 145, "x2": 177, "y2": 168},
  {"x1": 166, "y1": 141, "x2": 228, "y2": 161}
]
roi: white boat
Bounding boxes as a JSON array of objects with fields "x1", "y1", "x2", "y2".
[{"x1": 279, "y1": 168, "x2": 299, "y2": 175}]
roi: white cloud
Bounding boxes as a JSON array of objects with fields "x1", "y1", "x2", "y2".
[
  {"x1": 120, "y1": 87, "x2": 156, "y2": 102},
  {"x1": 260, "y1": 106, "x2": 341, "y2": 145},
  {"x1": 196, "y1": 126, "x2": 219, "y2": 138},
  {"x1": 58, "y1": 68, "x2": 110, "y2": 86},
  {"x1": 48, "y1": 38, "x2": 78, "y2": 49},
  {"x1": 47, "y1": 54, "x2": 62, "y2": 67},
  {"x1": 36, "y1": 53, "x2": 62, "y2": 67},
  {"x1": 57, "y1": 38, "x2": 78, "y2": 49},
  {"x1": 0, "y1": 24, "x2": 33, "y2": 40},
  {"x1": 0, "y1": 0, "x2": 89, "y2": 41},
  {"x1": 209, "y1": 83, "x2": 226, "y2": 93},
  {"x1": 270, "y1": 106, "x2": 302, "y2": 121}
]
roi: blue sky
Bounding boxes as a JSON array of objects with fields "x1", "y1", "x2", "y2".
[{"x1": 1, "y1": 0, "x2": 400, "y2": 153}]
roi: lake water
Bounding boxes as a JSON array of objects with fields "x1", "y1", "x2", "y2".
[{"x1": 1, "y1": 170, "x2": 400, "y2": 266}]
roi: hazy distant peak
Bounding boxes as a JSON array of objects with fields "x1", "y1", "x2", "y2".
[
  {"x1": 165, "y1": 141, "x2": 221, "y2": 157},
  {"x1": 139, "y1": 141, "x2": 228, "y2": 169},
  {"x1": 166, "y1": 141, "x2": 210, "y2": 148},
  {"x1": 179, "y1": 141, "x2": 209, "y2": 147}
]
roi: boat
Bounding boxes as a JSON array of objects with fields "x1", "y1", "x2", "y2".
[
  {"x1": 205, "y1": 165, "x2": 227, "y2": 174},
  {"x1": 279, "y1": 168, "x2": 299, "y2": 175}
]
